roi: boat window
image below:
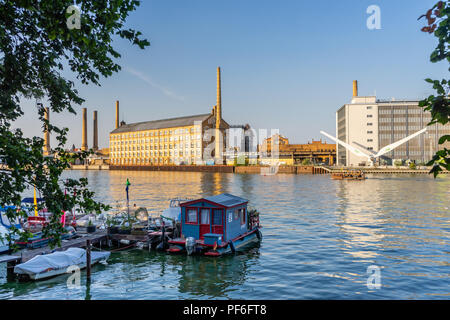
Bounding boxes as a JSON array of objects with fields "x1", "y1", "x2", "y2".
[
  {"x1": 186, "y1": 208, "x2": 197, "y2": 224},
  {"x1": 234, "y1": 209, "x2": 239, "y2": 220},
  {"x1": 240, "y1": 209, "x2": 246, "y2": 225},
  {"x1": 200, "y1": 209, "x2": 210, "y2": 224},
  {"x1": 213, "y1": 210, "x2": 222, "y2": 226}
]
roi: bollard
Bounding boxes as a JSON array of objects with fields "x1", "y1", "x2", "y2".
[{"x1": 86, "y1": 239, "x2": 91, "y2": 282}]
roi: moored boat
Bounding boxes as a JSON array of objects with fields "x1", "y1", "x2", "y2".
[
  {"x1": 331, "y1": 170, "x2": 365, "y2": 180},
  {"x1": 167, "y1": 193, "x2": 262, "y2": 257},
  {"x1": 15, "y1": 226, "x2": 77, "y2": 249},
  {"x1": 0, "y1": 225, "x2": 11, "y2": 253},
  {"x1": 14, "y1": 247, "x2": 110, "y2": 281}
]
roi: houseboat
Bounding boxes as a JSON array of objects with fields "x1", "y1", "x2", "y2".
[{"x1": 167, "y1": 193, "x2": 262, "y2": 256}]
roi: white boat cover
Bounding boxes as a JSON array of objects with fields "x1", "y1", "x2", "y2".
[
  {"x1": 14, "y1": 247, "x2": 110, "y2": 275},
  {"x1": 162, "y1": 207, "x2": 181, "y2": 222},
  {"x1": 0, "y1": 225, "x2": 9, "y2": 252}
]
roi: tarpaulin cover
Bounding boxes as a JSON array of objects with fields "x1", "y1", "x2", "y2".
[
  {"x1": 14, "y1": 247, "x2": 110, "y2": 275},
  {"x1": 0, "y1": 225, "x2": 9, "y2": 252}
]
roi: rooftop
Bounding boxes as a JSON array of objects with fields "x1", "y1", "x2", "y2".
[
  {"x1": 204, "y1": 193, "x2": 248, "y2": 207},
  {"x1": 110, "y1": 113, "x2": 212, "y2": 134}
]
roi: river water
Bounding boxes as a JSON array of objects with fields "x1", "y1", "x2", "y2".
[{"x1": 0, "y1": 171, "x2": 449, "y2": 299}]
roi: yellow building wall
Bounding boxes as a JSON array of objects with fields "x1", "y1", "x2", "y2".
[{"x1": 109, "y1": 124, "x2": 204, "y2": 166}]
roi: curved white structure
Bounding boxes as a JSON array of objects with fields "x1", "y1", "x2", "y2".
[{"x1": 321, "y1": 128, "x2": 427, "y2": 166}]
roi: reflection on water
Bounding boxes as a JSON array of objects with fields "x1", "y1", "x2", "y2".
[{"x1": 0, "y1": 171, "x2": 449, "y2": 299}]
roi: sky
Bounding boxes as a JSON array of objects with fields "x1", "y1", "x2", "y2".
[{"x1": 13, "y1": 0, "x2": 448, "y2": 149}]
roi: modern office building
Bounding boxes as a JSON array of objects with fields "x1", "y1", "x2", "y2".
[
  {"x1": 109, "y1": 67, "x2": 230, "y2": 166},
  {"x1": 336, "y1": 81, "x2": 450, "y2": 166}
]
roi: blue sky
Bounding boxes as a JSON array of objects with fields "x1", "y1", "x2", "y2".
[{"x1": 14, "y1": 0, "x2": 447, "y2": 149}]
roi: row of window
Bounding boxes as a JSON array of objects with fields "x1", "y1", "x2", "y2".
[
  {"x1": 379, "y1": 117, "x2": 427, "y2": 123},
  {"x1": 111, "y1": 149, "x2": 201, "y2": 158},
  {"x1": 111, "y1": 142, "x2": 202, "y2": 152},
  {"x1": 112, "y1": 158, "x2": 196, "y2": 164},
  {"x1": 111, "y1": 127, "x2": 201, "y2": 140},
  {"x1": 185, "y1": 208, "x2": 245, "y2": 226},
  {"x1": 378, "y1": 108, "x2": 425, "y2": 115},
  {"x1": 111, "y1": 135, "x2": 202, "y2": 146},
  {"x1": 379, "y1": 126, "x2": 420, "y2": 131}
]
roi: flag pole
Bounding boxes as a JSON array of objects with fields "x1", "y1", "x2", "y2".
[
  {"x1": 33, "y1": 187, "x2": 38, "y2": 217},
  {"x1": 126, "y1": 178, "x2": 131, "y2": 227}
]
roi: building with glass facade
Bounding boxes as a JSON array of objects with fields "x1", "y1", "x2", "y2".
[{"x1": 336, "y1": 82, "x2": 450, "y2": 166}]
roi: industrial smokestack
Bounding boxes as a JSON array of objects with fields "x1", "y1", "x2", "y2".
[
  {"x1": 81, "y1": 108, "x2": 88, "y2": 151},
  {"x1": 353, "y1": 80, "x2": 358, "y2": 97},
  {"x1": 43, "y1": 107, "x2": 50, "y2": 155},
  {"x1": 215, "y1": 67, "x2": 223, "y2": 164},
  {"x1": 115, "y1": 100, "x2": 119, "y2": 129},
  {"x1": 216, "y1": 67, "x2": 222, "y2": 124},
  {"x1": 93, "y1": 110, "x2": 98, "y2": 151}
]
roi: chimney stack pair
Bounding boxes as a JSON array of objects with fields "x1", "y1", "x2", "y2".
[{"x1": 81, "y1": 108, "x2": 99, "y2": 151}]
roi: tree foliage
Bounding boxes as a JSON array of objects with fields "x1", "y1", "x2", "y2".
[
  {"x1": 418, "y1": 1, "x2": 450, "y2": 177},
  {"x1": 0, "y1": 0, "x2": 149, "y2": 248}
]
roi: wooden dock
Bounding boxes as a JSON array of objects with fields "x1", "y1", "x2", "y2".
[
  {"x1": 109, "y1": 233, "x2": 148, "y2": 242},
  {"x1": 0, "y1": 255, "x2": 21, "y2": 264},
  {"x1": 9, "y1": 231, "x2": 108, "y2": 263}
]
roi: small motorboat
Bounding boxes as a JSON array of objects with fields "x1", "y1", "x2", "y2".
[
  {"x1": 0, "y1": 225, "x2": 11, "y2": 253},
  {"x1": 331, "y1": 170, "x2": 366, "y2": 180},
  {"x1": 15, "y1": 226, "x2": 77, "y2": 249},
  {"x1": 14, "y1": 247, "x2": 110, "y2": 281},
  {"x1": 144, "y1": 199, "x2": 186, "y2": 250},
  {"x1": 0, "y1": 205, "x2": 23, "y2": 230},
  {"x1": 75, "y1": 212, "x2": 108, "y2": 229}
]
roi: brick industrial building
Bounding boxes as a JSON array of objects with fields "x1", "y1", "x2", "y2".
[
  {"x1": 109, "y1": 67, "x2": 230, "y2": 166},
  {"x1": 259, "y1": 134, "x2": 336, "y2": 165}
]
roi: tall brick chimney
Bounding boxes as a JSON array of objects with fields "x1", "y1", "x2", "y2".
[
  {"x1": 81, "y1": 108, "x2": 88, "y2": 151},
  {"x1": 353, "y1": 80, "x2": 358, "y2": 97},
  {"x1": 93, "y1": 110, "x2": 98, "y2": 151},
  {"x1": 115, "y1": 100, "x2": 119, "y2": 129},
  {"x1": 43, "y1": 107, "x2": 50, "y2": 155},
  {"x1": 215, "y1": 67, "x2": 223, "y2": 164}
]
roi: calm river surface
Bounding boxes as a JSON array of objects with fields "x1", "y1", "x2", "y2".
[{"x1": 1, "y1": 171, "x2": 449, "y2": 299}]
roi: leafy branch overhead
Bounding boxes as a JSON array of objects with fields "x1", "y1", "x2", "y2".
[
  {"x1": 418, "y1": 0, "x2": 450, "y2": 177},
  {"x1": 0, "y1": 0, "x2": 149, "y2": 248}
]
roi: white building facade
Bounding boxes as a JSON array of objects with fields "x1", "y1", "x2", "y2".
[{"x1": 336, "y1": 87, "x2": 450, "y2": 166}]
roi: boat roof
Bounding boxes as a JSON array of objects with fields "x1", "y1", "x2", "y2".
[
  {"x1": 180, "y1": 193, "x2": 249, "y2": 208},
  {"x1": 21, "y1": 198, "x2": 44, "y2": 204},
  {"x1": 203, "y1": 193, "x2": 248, "y2": 207}
]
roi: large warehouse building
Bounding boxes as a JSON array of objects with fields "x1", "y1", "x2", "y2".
[
  {"x1": 336, "y1": 81, "x2": 450, "y2": 166},
  {"x1": 109, "y1": 67, "x2": 230, "y2": 166}
]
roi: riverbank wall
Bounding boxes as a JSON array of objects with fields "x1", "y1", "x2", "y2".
[
  {"x1": 109, "y1": 165, "x2": 234, "y2": 173},
  {"x1": 70, "y1": 164, "x2": 448, "y2": 174},
  {"x1": 108, "y1": 165, "x2": 327, "y2": 174},
  {"x1": 70, "y1": 165, "x2": 110, "y2": 170}
]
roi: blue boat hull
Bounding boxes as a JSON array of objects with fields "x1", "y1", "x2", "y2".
[{"x1": 168, "y1": 228, "x2": 262, "y2": 257}]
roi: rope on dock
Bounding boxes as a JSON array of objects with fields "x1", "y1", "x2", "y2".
[{"x1": 110, "y1": 243, "x2": 137, "y2": 252}]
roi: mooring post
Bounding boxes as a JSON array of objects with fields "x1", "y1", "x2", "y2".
[
  {"x1": 6, "y1": 261, "x2": 15, "y2": 279},
  {"x1": 86, "y1": 239, "x2": 91, "y2": 282}
]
